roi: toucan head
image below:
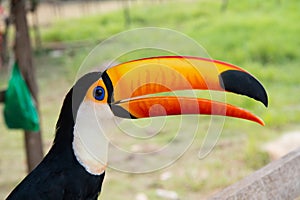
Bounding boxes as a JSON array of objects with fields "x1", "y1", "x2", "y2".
[{"x1": 70, "y1": 56, "x2": 268, "y2": 175}]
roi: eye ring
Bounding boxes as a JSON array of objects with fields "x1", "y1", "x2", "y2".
[{"x1": 93, "y1": 86, "x2": 105, "y2": 101}]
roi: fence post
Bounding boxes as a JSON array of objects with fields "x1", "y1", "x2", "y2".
[
  {"x1": 11, "y1": 0, "x2": 43, "y2": 172},
  {"x1": 0, "y1": 90, "x2": 5, "y2": 102}
]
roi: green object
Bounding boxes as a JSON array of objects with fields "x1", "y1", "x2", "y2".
[{"x1": 3, "y1": 62, "x2": 40, "y2": 131}]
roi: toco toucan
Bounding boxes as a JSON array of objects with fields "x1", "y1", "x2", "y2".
[{"x1": 6, "y1": 56, "x2": 268, "y2": 199}]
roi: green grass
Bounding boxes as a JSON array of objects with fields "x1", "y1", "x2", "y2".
[
  {"x1": 41, "y1": 0, "x2": 300, "y2": 63},
  {"x1": 1, "y1": 0, "x2": 300, "y2": 199}
]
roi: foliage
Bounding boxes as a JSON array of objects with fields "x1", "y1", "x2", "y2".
[{"x1": 42, "y1": 0, "x2": 300, "y2": 65}]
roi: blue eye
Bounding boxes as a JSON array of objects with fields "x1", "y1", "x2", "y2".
[{"x1": 93, "y1": 86, "x2": 105, "y2": 101}]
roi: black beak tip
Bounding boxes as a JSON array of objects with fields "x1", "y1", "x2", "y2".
[{"x1": 220, "y1": 70, "x2": 268, "y2": 107}]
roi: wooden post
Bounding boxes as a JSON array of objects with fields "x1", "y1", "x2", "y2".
[
  {"x1": 210, "y1": 148, "x2": 300, "y2": 199},
  {"x1": 122, "y1": 0, "x2": 131, "y2": 27},
  {"x1": 31, "y1": 10, "x2": 42, "y2": 50},
  {"x1": 11, "y1": 0, "x2": 43, "y2": 172},
  {"x1": 0, "y1": 90, "x2": 5, "y2": 102},
  {"x1": 221, "y1": 0, "x2": 229, "y2": 12},
  {"x1": 1, "y1": 16, "x2": 10, "y2": 68}
]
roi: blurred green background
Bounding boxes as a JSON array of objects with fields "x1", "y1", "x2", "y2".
[{"x1": 0, "y1": 0, "x2": 300, "y2": 199}]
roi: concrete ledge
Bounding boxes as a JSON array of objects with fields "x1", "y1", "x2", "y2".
[{"x1": 210, "y1": 147, "x2": 300, "y2": 200}]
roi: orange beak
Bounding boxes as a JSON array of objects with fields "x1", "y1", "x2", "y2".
[{"x1": 102, "y1": 56, "x2": 268, "y2": 125}]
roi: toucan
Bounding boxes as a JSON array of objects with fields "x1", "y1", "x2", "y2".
[{"x1": 6, "y1": 56, "x2": 268, "y2": 199}]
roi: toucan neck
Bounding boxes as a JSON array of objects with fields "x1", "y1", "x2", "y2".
[
  {"x1": 43, "y1": 88, "x2": 78, "y2": 166},
  {"x1": 52, "y1": 88, "x2": 75, "y2": 151},
  {"x1": 52, "y1": 72, "x2": 102, "y2": 152},
  {"x1": 50, "y1": 72, "x2": 109, "y2": 175}
]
